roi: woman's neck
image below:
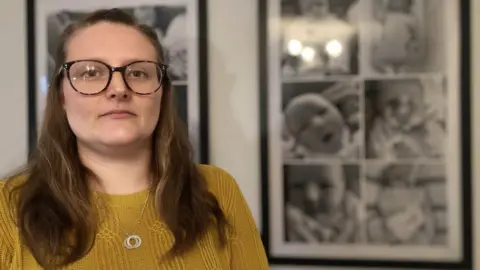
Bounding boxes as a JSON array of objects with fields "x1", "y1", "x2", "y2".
[{"x1": 78, "y1": 141, "x2": 153, "y2": 195}]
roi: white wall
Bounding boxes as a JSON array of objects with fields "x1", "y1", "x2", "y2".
[
  {"x1": 0, "y1": 0, "x2": 477, "y2": 269},
  {"x1": 0, "y1": 0, "x2": 28, "y2": 176},
  {"x1": 208, "y1": 0, "x2": 261, "y2": 228}
]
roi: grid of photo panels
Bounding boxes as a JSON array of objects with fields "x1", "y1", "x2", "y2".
[{"x1": 265, "y1": 0, "x2": 463, "y2": 265}]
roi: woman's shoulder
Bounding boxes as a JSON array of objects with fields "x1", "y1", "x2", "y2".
[
  {"x1": 0, "y1": 173, "x2": 25, "y2": 212},
  {"x1": 0, "y1": 179, "x2": 11, "y2": 220},
  {"x1": 0, "y1": 174, "x2": 24, "y2": 250},
  {"x1": 197, "y1": 164, "x2": 237, "y2": 189},
  {"x1": 196, "y1": 164, "x2": 244, "y2": 207},
  {"x1": 1, "y1": 172, "x2": 26, "y2": 194}
]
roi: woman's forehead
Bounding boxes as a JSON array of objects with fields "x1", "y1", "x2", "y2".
[{"x1": 65, "y1": 22, "x2": 157, "y2": 64}]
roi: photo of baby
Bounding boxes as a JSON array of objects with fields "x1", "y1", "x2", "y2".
[
  {"x1": 280, "y1": 0, "x2": 359, "y2": 78},
  {"x1": 365, "y1": 162, "x2": 447, "y2": 246},
  {"x1": 361, "y1": 0, "x2": 446, "y2": 75},
  {"x1": 281, "y1": 80, "x2": 362, "y2": 160},
  {"x1": 364, "y1": 77, "x2": 446, "y2": 160},
  {"x1": 284, "y1": 163, "x2": 364, "y2": 244}
]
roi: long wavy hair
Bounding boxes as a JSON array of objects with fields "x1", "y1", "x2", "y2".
[{"x1": 5, "y1": 8, "x2": 228, "y2": 268}]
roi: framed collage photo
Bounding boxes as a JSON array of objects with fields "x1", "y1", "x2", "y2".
[
  {"x1": 259, "y1": 0, "x2": 472, "y2": 269},
  {"x1": 26, "y1": 0, "x2": 209, "y2": 163}
]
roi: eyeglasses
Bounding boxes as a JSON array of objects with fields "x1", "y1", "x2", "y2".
[{"x1": 59, "y1": 60, "x2": 168, "y2": 95}]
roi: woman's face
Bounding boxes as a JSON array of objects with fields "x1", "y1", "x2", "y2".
[{"x1": 62, "y1": 22, "x2": 163, "y2": 149}]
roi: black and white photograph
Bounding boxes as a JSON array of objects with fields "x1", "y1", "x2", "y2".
[
  {"x1": 282, "y1": 80, "x2": 361, "y2": 160},
  {"x1": 172, "y1": 83, "x2": 188, "y2": 126},
  {"x1": 364, "y1": 77, "x2": 446, "y2": 160},
  {"x1": 359, "y1": 0, "x2": 446, "y2": 75},
  {"x1": 279, "y1": 0, "x2": 360, "y2": 78},
  {"x1": 28, "y1": 0, "x2": 209, "y2": 163},
  {"x1": 284, "y1": 163, "x2": 363, "y2": 244},
  {"x1": 260, "y1": 0, "x2": 471, "y2": 268},
  {"x1": 365, "y1": 162, "x2": 447, "y2": 246}
]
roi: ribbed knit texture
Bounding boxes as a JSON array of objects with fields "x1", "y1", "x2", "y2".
[{"x1": 0, "y1": 165, "x2": 269, "y2": 269}]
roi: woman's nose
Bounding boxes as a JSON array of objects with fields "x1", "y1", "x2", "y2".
[{"x1": 106, "y1": 72, "x2": 131, "y2": 100}]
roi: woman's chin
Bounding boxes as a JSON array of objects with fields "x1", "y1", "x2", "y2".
[{"x1": 98, "y1": 135, "x2": 146, "y2": 147}]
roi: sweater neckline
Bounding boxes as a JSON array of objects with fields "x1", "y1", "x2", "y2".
[{"x1": 94, "y1": 188, "x2": 152, "y2": 208}]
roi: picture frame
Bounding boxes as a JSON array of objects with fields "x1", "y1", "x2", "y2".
[
  {"x1": 258, "y1": 0, "x2": 472, "y2": 269},
  {"x1": 26, "y1": 0, "x2": 210, "y2": 163}
]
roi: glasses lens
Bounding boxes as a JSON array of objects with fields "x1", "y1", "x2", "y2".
[
  {"x1": 68, "y1": 61, "x2": 110, "y2": 94},
  {"x1": 124, "y1": 62, "x2": 162, "y2": 94}
]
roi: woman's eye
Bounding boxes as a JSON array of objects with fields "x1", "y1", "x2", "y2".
[
  {"x1": 82, "y1": 70, "x2": 101, "y2": 78},
  {"x1": 128, "y1": 70, "x2": 149, "y2": 78}
]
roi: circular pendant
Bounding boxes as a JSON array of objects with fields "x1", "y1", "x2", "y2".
[{"x1": 124, "y1": 234, "x2": 142, "y2": 249}]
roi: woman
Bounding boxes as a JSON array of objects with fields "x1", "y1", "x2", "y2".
[{"x1": 0, "y1": 8, "x2": 268, "y2": 270}]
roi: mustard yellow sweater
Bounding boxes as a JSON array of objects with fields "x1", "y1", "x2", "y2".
[{"x1": 0, "y1": 165, "x2": 269, "y2": 269}]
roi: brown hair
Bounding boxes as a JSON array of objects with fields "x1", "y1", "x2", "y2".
[{"x1": 5, "y1": 8, "x2": 228, "y2": 268}]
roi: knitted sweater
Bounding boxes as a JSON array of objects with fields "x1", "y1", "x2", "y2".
[{"x1": 0, "y1": 164, "x2": 269, "y2": 269}]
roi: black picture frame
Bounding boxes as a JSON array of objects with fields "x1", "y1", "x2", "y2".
[
  {"x1": 258, "y1": 0, "x2": 472, "y2": 269},
  {"x1": 26, "y1": 0, "x2": 210, "y2": 164}
]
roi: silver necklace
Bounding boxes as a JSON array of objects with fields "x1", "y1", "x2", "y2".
[{"x1": 98, "y1": 188, "x2": 151, "y2": 250}]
